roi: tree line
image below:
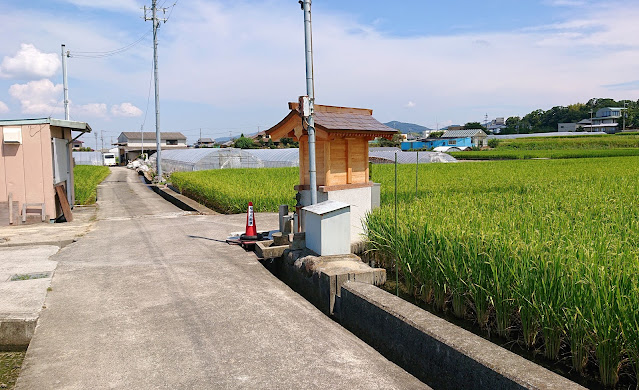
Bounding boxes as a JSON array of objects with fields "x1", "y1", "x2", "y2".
[{"x1": 500, "y1": 98, "x2": 639, "y2": 134}]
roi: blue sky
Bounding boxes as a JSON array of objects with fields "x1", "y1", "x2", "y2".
[{"x1": 0, "y1": 0, "x2": 638, "y2": 148}]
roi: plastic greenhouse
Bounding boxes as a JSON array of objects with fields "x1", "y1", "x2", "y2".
[
  {"x1": 368, "y1": 150, "x2": 457, "y2": 164},
  {"x1": 73, "y1": 151, "x2": 103, "y2": 165},
  {"x1": 150, "y1": 148, "x2": 300, "y2": 173}
]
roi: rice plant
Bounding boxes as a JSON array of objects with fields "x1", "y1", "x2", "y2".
[
  {"x1": 366, "y1": 156, "x2": 639, "y2": 387},
  {"x1": 170, "y1": 167, "x2": 298, "y2": 213},
  {"x1": 74, "y1": 165, "x2": 110, "y2": 205}
]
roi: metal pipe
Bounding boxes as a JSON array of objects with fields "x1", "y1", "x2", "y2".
[
  {"x1": 395, "y1": 151, "x2": 398, "y2": 296},
  {"x1": 61, "y1": 44, "x2": 69, "y2": 121},
  {"x1": 301, "y1": 0, "x2": 317, "y2": 204},
  {"x1": 152, "y1": 0, "x2": 163, "y2": 180}
]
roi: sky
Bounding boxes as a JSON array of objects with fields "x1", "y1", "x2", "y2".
[{"x1": 1, "y1": 0, "x2": 638, "y2": 148}]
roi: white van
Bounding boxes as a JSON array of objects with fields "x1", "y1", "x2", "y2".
[{"x1": 103, "y1": 153, "x2": 117, "y2": 166}]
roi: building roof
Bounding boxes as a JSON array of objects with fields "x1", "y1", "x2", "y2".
[
  {"x1": 442, "y1": 129, "x2": 486, "y2": 138},
  {"x1": 311, "y1": 110, "x2": 395, "y2": 132},
  {"x1": 120, "y1": 131, "x2": 186, "y2": 140},
  {"x1": 0, "y1": 117, "x2": 92, "y2": 133},
  {"x1": 197, "y1": 138, "x2": 214, "y2": 143},
  {"x1": 266, "y1": 102, "x2": 397, "y2": 141}
]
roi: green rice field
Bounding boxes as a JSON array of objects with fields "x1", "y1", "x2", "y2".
[
  {"x1": 367, "y1": 157, "x2": 639, "y2": 387},
  {"x1": 73, "y1": 165, "x2": 111, "y2": 205},
  {"x1": 170, "y1": 167, "x2": 298, "y2": 213},
  {"x1": 450, "y1": 148, "x2": 639, "y2": 160},
  {"x1": 452, "y1": 133, "x2": 639, "y2": 160},
  {"x1": 170, "y1": 156, "x2": 639, "y2": 387},
  {"x1": 492, "y1": 133, "x2": 639, "y2": 150}
]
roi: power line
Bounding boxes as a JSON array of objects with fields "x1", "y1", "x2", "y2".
[
  {"x1": 70, "y1": 30, "x2": 152, "y2": 59},
  {"x1": 140, "y1": 58, "x2": 155, "y2": 130}
]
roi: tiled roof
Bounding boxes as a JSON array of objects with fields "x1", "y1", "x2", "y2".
[
  {"x1": 441, "y1": 129, "x2": 486, "y2": 138},
  {"x1": 197, "y1": 138, "x2": 214, "y2": 143},
  {"x1": 121, "y1": 132, "x2": 186, "y2": 140},
  {"x1": 313, "y1": 111, "x2": 396, "y2": 132}
]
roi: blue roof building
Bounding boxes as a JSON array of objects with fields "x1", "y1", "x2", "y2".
[{"x1": 401, "y1": 137, "x2": 472, "y2": 151}]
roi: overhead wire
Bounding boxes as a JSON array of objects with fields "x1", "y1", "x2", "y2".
[{"x1": 70, "y1": 29, "x2": 152, "y2": 58}]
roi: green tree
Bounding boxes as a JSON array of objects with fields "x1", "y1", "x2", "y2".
[
  {"x1": 233, "y1": 135, "x2": 255, "y2": 149},
  {"x1": 464, "y1": 122, "x2": 486, "y2": 130},
  {"x1": 428, "y1": 131, "x2": 444, "y2": 138},
  {"x1": 487, "y1": 138, "x2": 500, "y2": 148},
  {"x1": 378, "y1": 133, "x2": 402, "y2": 147}
]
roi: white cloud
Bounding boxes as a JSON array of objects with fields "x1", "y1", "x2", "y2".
[
  {"x1": 75, "y1": 103, "x2": 107, "y2": 117},
  {"x1": 111, "y1": 102, "x2": 142, "y2": 117},
  {"x1": 59, "y1": 0, "x2": 140, "y2": 13},
  {"x1": 0, "y1": 43, "x2": 61, "y2": 80},
  {"x1": 544, "y1": 0, "x2": 588, "y2": 6},
  {"x1": 405, "y1": 101, "x2": 416, "y2": 108},
  {"x1": 8, "y1": 79, "x2": 63, "y2": 114},
  {"x1": 0, "y1": 101, "x2": 8, "y2": 114}
]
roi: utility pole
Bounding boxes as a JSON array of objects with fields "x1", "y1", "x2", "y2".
[
  {"x1": 95, "y1": 132, "x2": 98, "y2": 152},
  {"x1": 141, "y1": 125, "x2": 144, "y2": 159},
  {"x1": 101, "y1": 130, "x2": 104, "y2": 152},
  {"x1": 301, "y1": 0, "x2": 317, "y2": 205},
  {"x1": 623, "y1": 102, "x2": 628, "y2": 132},
  {"x1": 61, "y1": 44, "x2": 70, "y2": 120},
  {"x1": 144, "y1": 0, "x2": 167, "y2": 181}
]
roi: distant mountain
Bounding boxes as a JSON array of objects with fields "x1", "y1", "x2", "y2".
[
  {"x1": 215, "y1": 132, "x2": 258, "y2": 143},
  {"x1": 384, "y1": 121, "x2": 431, "y2": 134}
]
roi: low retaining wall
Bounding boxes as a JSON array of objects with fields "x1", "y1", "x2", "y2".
[
  {"x1": 272, "y1": 249, "x2": 386, "y2": 315},
  {"x1": 338, "y1": 282, "x2": 586, "y2": 390},
  {"x1": 0, "y1": 318, "x2": 35, "y2": 351}
]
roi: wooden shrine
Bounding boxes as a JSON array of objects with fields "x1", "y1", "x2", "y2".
[{"x1": 266, "y1": 102, "x2": 397, "y2": 191}]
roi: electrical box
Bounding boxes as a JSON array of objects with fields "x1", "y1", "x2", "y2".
[
  {"x1": 303, "y1": 200, "x2": 350, "y2": 256},
  {"x1": 299, "y1": 95, "x2": 310, "y2": 117},
  {"x1": 3, "y1": 127, "x2": 22, "y2": 144}
]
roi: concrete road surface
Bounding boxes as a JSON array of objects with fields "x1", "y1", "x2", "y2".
[{"x1": 16, "y1": 167, "x2": 428, "y2": 389}]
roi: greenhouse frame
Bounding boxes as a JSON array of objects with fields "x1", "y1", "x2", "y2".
[
  {"x1": 151, "y1": 148, "x2": 300, "y2": 173},
  {"x1": 149, "y1": 148, "x2": 456, "y2": 174}
]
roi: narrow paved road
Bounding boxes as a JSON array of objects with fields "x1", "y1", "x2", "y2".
[{"x1": 16, "y1": 167, "x2": 428, "y2": 389}]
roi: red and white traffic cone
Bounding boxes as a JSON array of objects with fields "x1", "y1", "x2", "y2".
[{"x1": 240, "y1": 202, "x2": 258, "y2": 240}]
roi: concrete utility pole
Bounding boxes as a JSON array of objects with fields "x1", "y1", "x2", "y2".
[
  {"x1": 144, "y1": 0, "x2": 167, "y2": 180},
  {"x1": 140, "y1": 125, "x2": 144, "y2": 159},
  {"x1": 95, "y1": 132, "x2": 98, "y2": 151},
  {"x1": 101, "y1": 131, "x2": 104, "y2": 152},
  {"x1": 623, "y1": 102, "x2": 628, "y2": 132},
  {"x1": 61, "y1": 44, "x2": 70, "y2": 120},
  {"x1": 301, "y1": 0, "x2": 317, "y2": 205}
]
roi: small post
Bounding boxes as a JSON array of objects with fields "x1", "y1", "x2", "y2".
[
  {"x1": 415, "y1": 150, "x2": 419, "y2": 197},
  {"x1": 394, "y1": 151, "x2": 399, "y2": 296}
]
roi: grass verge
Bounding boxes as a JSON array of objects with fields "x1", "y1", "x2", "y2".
[{"x1": 0, "y1": 352, "x2": 25, "y2": 389}]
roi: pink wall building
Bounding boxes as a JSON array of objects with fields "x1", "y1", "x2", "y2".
[{"x1": 0, "y1": 118, "x2": 92, "y2": 223}]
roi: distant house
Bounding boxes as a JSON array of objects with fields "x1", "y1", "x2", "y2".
[
  {"x1": 487, "y1": 117, "x2": 506, "y2": 134},
  {"x1": 196, "y1": 137, "x2": 215, "y2": 147},
  {"x1": 442, "y1": 129, "x2": 488, "y2": 147},
  {"x1": 116, "y1": 131, "x2": 187, "y2": 162},
  {"x1": 72, "y1": 139, "x2": 85, "y2": 150},
  {"x1": 560, "y1": 108, "x2": 625, "y2": 133},
  {"x1": 591, "y1": 107, "x2": 624, "y2": 133},
  {"x1": 558, "y1": 123, "x2": 577, "y2": 131},
  {"x1": 401, "y1": 137, "x2": 472, "y2": 151}
]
